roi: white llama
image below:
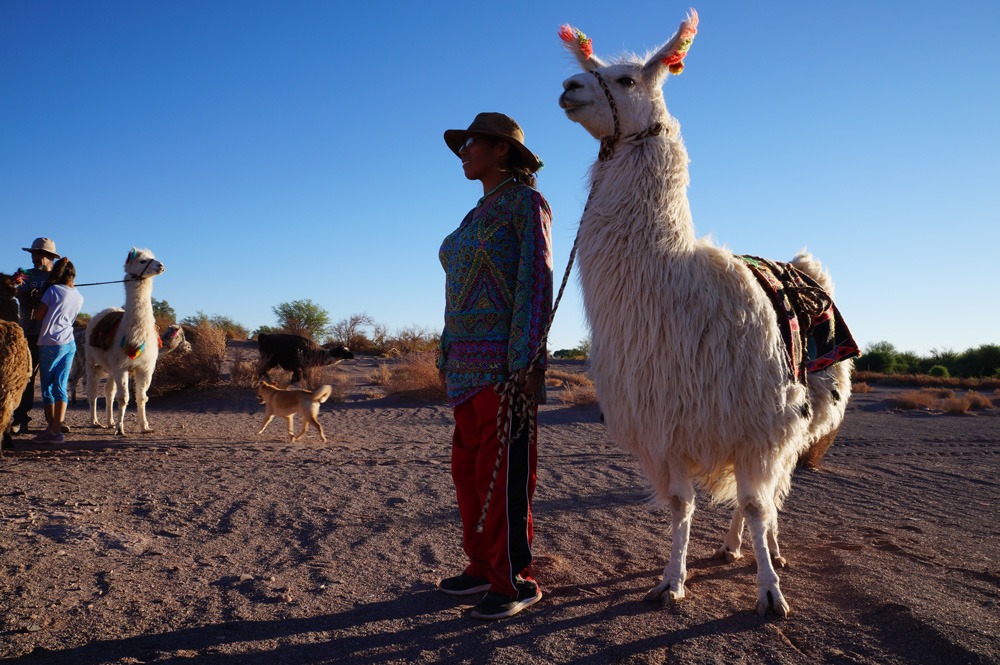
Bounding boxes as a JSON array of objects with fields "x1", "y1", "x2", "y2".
[
  {"x1": 84, "y1": 248, "x2": 165, "y2": 435},
  {"x1": 558, "y1": 12, "x2": 858, "y2": 616}
]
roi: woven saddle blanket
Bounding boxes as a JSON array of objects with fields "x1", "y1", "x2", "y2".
[
  {"x1": 739, "y1": 255, "x2": 861, "y2": 382},
  {"x1": 88, "y1": 310, "x2": 125, "y2": 351},
  {"x1": 88, "y1": 310, "x2": 162, "y2": 358}
]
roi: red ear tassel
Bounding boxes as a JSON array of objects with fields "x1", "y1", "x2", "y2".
[
  {"x1": 559, "y1": 24, "x2": 593, "y2": 59},
  {"x1": 661, "y1": 10, "x2": 699, "y2": 74}
]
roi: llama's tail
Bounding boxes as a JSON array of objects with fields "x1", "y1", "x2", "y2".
[
  {"x1": 790, "y1": 249, "x2": 835, "y2": 297},
  {"x1": 312, "y1": 385, "x2": 333, "y2": 403}
]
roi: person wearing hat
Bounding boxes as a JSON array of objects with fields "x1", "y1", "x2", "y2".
[
  {"x1": 436, "y1": 113, "x2": 553, "y2": 620},
  {"x1": 11, "y1": 237, "x2": 60, "y2": 434}
]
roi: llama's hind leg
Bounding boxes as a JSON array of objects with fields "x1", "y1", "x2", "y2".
[
  {"x1": 736, "y1": 471, "x2": 789, "y2": 617},
  {"x1": 86, "y1": 366, "x2": 106, "y2": 427},
  {"x1": 767, "y1": 513, "x2": 787, "y2": 569},
  {"x1": 714, "y1": 509, "x2": 745, "y2": 563},
  {"x1": 644, "y1": 469, "x2": 695, "y2": 604},
  {"x1": 714, "y1": 508, "x2": 785, "y2": 568}
]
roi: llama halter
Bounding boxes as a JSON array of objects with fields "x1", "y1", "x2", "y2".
[{"x1": 590, "y1": 70, "x2": 666, "y2": 162}]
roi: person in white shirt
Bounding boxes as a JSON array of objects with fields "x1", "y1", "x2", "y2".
[{"x1": 33, "y1": 258, "x2": 84, "y2": 443}]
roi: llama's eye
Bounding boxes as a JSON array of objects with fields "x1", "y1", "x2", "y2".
[{"x1": 617, "y1": 76, "x2": 636, "y2": 88}]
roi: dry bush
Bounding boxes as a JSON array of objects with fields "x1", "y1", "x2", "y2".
[
  {"x1": 369, "y1": 363, "x2": 392, "y2": 386},
  {"x1": 920, "y1": 387, "x2": 955, "y2": 399},
  {"x1": 890, "y1": 390, "x2": 938, "y2": 411},
  {"x1": 151, "y1": 322, "x2": 226, "y2": 396},
  {"x1": 385, "y1": 352, "x2": 446, "y2": 401},
  {"x1": 853, "y1": 370, "x2": 1000, "y2": 391},
  {"x1": 940, "y1": 397, "x2": 970, "y2": 415},
  {"x1": 887, "y1": 388, "x2": 993, "y2": 415},
  {"x1": 851, "y1": 382, "x2": 874, "y2": 394},
  {"x1": 294, "y1": 364, "x2": 349, "y2": 402},
  {"x1": 559, "y1": 376, "x2": 599, "y2": 407},
  {"x1": 230, "y1": 358, "x2": 259, "y2": 390},
  {"x1": 965, "y1": 391, "x2": 993, "y2": 410},
  {"x1": 387, "y1": 325, "x2": 440, "y2": 355},
  {"x1": 547, "y1": 369, "x2": 592, "y2": 389}
]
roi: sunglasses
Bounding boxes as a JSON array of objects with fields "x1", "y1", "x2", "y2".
[{"x1": 459, "y1": 136, "x2": 492, "y2": 152}]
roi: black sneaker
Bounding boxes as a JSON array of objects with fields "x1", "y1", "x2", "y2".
[
  {"x1": 60, "y1": 423, "x2": 71, "y2": 434},
  {"x1": 438, "y1": 573, "x2": 491, "y2": 596},
  {"x1": 470, "y1": 579, "x2": 542, "y2": 620}
]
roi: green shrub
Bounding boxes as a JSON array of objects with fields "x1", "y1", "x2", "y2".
[{"x1": 928, "y1": 365, "x2": 950, "y2": 378}]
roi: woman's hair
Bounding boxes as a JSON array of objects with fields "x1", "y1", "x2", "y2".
[
  {"x1": 500, "y1": 141, "x2": 537, "y2": 188},
  {"x1": 46, "y1": 257, "x2": 76, "y2": 287},
  {"x1": 480, "y1": 136, "x2": 538, "y2": 188}
]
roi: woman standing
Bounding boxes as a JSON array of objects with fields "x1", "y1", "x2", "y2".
[
  {"x1": 436, "y1": 112, "x2": 553, "y2": 620},
  {"x1": 33, "y1": 258, "x2": 83, "y2": 444}
]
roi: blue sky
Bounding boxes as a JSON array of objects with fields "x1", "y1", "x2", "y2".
[{"x1": 2, "y1": 1, "x2": 997, "y2": 356}]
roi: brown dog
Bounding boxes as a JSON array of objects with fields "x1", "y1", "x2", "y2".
[{"x1": 255, "y1": 380, "x2": 333, "y2": 443}]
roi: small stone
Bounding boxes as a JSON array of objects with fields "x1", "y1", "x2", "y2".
[
  {"x1": 239, "y1": 574, "x2": 254, "y2": 582},
  {"x1": 25, "y1": 624, "x2": 42, "y2": 633}
]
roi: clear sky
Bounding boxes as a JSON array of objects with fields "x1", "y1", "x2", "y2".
[{"x1": 2, "y1": 1, "x2": 997, "y2": 356}]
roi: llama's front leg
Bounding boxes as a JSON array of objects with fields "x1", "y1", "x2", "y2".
[
  {"x1": 134, "y1": 370, "x2": 154, "y2": 433},
  {"x1": 736, "y1": 476, "x2": 789, "y2": 617},
  {"x1": 644, "y1": 474, "x2": 695, "y2": 604},
  {"x1": 114, "y1": 373, "x2": 131, "y2": 436},
  {"x1": 713, "y1": 509, "x2": 745, "y2": 563}
]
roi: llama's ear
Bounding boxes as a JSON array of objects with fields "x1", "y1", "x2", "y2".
[
  {"x1": 642, "y1": 9, "x2": 699, "y2": 82},
  {"x1": 126, "y1": 248, "x2": 138, "y2": 265},
  {"x1": 559, "y1": 24, "x2": 607, "y2": 70}
]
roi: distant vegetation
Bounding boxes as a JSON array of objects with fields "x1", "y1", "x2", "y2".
[
  {"x1": 553, "y1": 337, "x2": 591, "y2": 360},
  {"x1": 181, "y1": 311, "x2": 249, "y2": 341},
  {"x1": 855, "y1": 341, "x2": 1000, "y2": 379}
]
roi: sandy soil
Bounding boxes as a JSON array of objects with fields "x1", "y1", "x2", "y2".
[{"x1": 0, "y1": 354, "x2": 997, "y2": 664}]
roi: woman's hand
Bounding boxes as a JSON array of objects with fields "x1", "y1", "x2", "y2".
[{"x1": 515, "y1": 367, "x2": 545, "y2": 395}]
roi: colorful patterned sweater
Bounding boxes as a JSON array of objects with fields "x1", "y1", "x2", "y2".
[{"x1": 438, "y1": 183, "x2": 553, "y2": 406}]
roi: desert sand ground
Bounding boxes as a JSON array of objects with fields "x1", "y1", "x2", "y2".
[{"x1": 0, "y1": 354, "x2": 997, "y2": 664}]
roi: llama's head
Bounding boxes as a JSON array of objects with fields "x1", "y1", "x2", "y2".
[
  {"x1": 161, "y1": 324, "x2": 192, "y2": 354},
  {"x1": 124, "y1": 247, "x2": 165, "y2": 280},
  {"x1": 558, "y1": 11, "x2": 698, "y2": 145}
]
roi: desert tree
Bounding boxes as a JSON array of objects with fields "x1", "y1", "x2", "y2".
[{"x1": 272, "y1": 299, "x2": 331, "y2": 339}]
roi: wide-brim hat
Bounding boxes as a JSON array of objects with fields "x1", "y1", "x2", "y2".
[
  {"x1": 444, "y1": 112, "x2": 542, "y2": 173},
  {"x1": 22, "y1": 237, "x2": 60, "y2": 258}
]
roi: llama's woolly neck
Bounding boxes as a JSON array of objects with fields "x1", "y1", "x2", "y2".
[
  {"x1": 122, "y1": 277, "x2": 155, "y2": 326},
  {"x1": 584, "y1": 121, "x2": 696, "y2": 255}
]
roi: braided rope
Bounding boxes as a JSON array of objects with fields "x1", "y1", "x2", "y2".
[
  {"x1": 593, "y1": 71, "x2": 621, "y2": 162},
  {"x1": 474, "y1": 223, "x2": 583, "y2": 533}
]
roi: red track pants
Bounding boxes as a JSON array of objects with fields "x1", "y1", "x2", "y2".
[{"x1": 451, "y1": 386, "x2": 538, "y2": 598}]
